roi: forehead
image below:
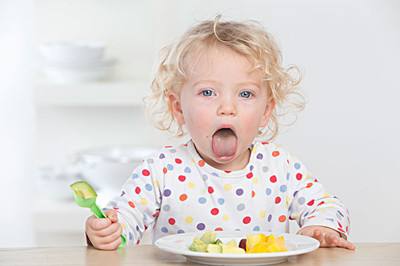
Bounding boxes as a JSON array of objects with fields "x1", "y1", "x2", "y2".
[{"x1": 183, "y1": 44, "x2": 264, "y2": 83}]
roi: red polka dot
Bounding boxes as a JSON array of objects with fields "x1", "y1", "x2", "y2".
[
  {"x1": 252, "y1": 190, "x2": 256, "y2": 198},
  {"x1": 275, "y1": 196, "x2": 281, "y2": 204},
  {"x1": 215, "y1": 227, "x2": 223, "y2": 231},
  {"x1": 307, "y1": 199, "x2": 315, "y2": 206},
  {"x1": 175, "y1": 158, "x2": 182, "y2": 164},
  {"x1": 178, "y1": 175, "x2": 186, "y2": 182},
  {"x1": 296, "y1": 173, "x2": 303, "y2": 180},
  {"x1": 198, "y1": 160, "x2": 205, "y2": 167},
  {"x1": 243, "y1": 216, "x2": 251, "y2": 224},
  {"x1": 210, "y1": 208, "x2": 219, "y2": 215},
  {"x1": 135, "y1": 186, "x2": 141, "y2": 194},
  {"x1": 317, "y1": 201, "x2": 325, "y2": 206},
  {"x1": 208, "y1": 186, "x2": 214, "y2": 194},
  {"x1": 162, "y1": 167, "x2": 167, "y2": 174},
  {"x1": 164, "y1": 145, "x2": 172, "y2": 148},
  {"x1": 142, "y1": 169, "x2": 150, "y2": 176},
  {"x1": 272, "y1": 151, "x2": 280, "y2": 157},
  {"x1": 306, "y1": 182, "x2": 313, "y2": 188},
  {"x1": 261, "y1": 141, "x2": 269, "y2": 145},
  {"x1": 168, "y1": 218, "x2": 176, "y2": 225},
  {"x1": 179, "y1": 194, "x2": 188, "y2": 201},
  {"x1": 128, "y1": 201, "x2": 135, "y2": 208},
  {"x1": 246, "y1": 172, "x2": 253, "y2": 179},
  {"x1": 270, "y1": 175, "x2": 277, "y2": 183},
  {"x1": 278, "y1": 215, "x2": 286, "y2": 222}
]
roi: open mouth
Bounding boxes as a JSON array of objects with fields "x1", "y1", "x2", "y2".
[{"x1": 211, "y1": 127, "x2": 238, "y2": 159}]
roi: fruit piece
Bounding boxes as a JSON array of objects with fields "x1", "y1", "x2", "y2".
[
  {"x1": 239, "y1": 238, "x2": 247, "y2": 250},
  {"x1": 207, "y1": 244, "x2": 222, "y2": 253},
  {"x1": 214, "y1": 239, "x2": 223, "y2": 245},
  {"x1": 70, "y1": 180, "x2": 97, "y2": 199},
  {"x1": 246, "y1": 234, "x2": 287, "y2": 253},
  {"x1": 189, "y1": 238, "x2": 208, "y2": 252},
  {"x1": 246, "y1": 233, "x2": 268, "y2": 252},
  {"x1": 200, "y1": 231, "x2": 217, "y2": 244},
  {"x1": 222, "y1": 244, "x2": 245, "y2": 254},
  {"x1": 225, "y1": 239, "x2": 237, "y2": 247}
]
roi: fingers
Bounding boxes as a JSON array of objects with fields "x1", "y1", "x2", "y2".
[
  {"x1": 85, "y1": 213, "x2": 123, "y2": 250},
  {"x1": 104, "y1": 209, "x2": 118, "y2": 223}
]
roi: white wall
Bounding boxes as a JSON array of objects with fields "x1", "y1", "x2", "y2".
[
  {"x1": 0, "y1": 0, "x2": 35, "y2": 247},
  {"x1": 31, "y1": 0, "x2": 400, "y2": 243}
]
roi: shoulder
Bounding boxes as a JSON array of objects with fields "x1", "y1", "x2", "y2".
[{"x1": 253, "y1": 140, "x2": 291, "y2": 162}]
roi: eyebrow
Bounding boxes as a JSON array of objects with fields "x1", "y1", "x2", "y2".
[{"x1": 192, "y1": 80, "x2": 261, "y2": 88}]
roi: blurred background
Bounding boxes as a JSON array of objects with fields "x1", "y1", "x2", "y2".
[{"x1": 1, "y1": 0, "x2": 399, "y2": 248}]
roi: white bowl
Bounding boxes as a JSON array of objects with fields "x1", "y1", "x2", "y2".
[
  {"x1": 74, "y1": 147, "x2": 157, "y2": 191},
  {"x1": 39, "y1": 41, "x2": 105, "y2": 65}
]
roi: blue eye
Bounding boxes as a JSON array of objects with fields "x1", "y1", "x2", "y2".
[
  {"x1": 201, "y1": 89, "x2": 214, "y2": 97},
  {"x1": 239, "y1": 90, "x2": 253, "y2": 98}
]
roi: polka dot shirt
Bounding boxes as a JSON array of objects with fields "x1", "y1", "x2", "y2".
[{"x1": 107, "y1": 140, "x2": 350, "y2": 245}]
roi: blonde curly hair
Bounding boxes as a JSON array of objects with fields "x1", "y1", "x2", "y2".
[{"x1": 145, "y1": 16, "x2": 304, "y2": 140}]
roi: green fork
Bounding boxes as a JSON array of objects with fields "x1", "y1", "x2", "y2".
[{"x1": 70, "y1": 180, "x2": 126, "y2": 249}]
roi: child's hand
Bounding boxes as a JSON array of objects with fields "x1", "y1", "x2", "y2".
[
  {"x1": 85, "y1": 209, "x2": 122, "y2": 250},
  {"x1": 298, "y1": 226, "x2": 356, "y2": 250}
]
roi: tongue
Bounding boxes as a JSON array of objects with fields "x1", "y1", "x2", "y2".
[{"x1": 212, "y1": 128, "x2": 237, "y2": 158}]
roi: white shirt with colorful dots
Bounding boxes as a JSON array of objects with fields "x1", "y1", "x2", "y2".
[{"x1": 107, "y1": 140, "x2": 350, "y2": 245}]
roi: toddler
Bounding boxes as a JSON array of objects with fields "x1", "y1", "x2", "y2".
[{"x1": 85, "y1": 16, "x2": 355, "y2": 251}]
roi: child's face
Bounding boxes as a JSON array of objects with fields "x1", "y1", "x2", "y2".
[{"x1": 169, "y1": 45, "x2": 274, "y2": 171}]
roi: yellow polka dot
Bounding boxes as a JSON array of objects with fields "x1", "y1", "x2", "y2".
[
  {"x1": 322, "y1": 193, "x2": 331, "y2": 198},
  {"x1": 188, "y1": 181, "x2": 196, "y2": 189},
  {"x1": 185, "y1": 216, "x2": 193, "y2": 224},
  {"x1": 259, "y1": 210, "x2": 266, "y2": 218},
  {"x1": 223, "y1": 214, "x2": 230, "y2": 221},
  {"x1": 252, "y1": 177, "x2": 258, "y2": 184},
  {"x1": 305, "y1": 174, "x2": 313, "y2": 180},
  {"x1": 140, "y1": 198, "x2": 148, "y2": 205},
  {"x1": 224, "y1": 184, "x2": 233, "y2": 191}
]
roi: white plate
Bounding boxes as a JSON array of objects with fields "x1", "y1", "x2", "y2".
[{"x1": 155, "y1": 231, "x2": 320, "y2": 266}]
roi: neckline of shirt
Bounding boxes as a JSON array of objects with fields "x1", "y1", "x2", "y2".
[{"x1": 186, "y1": 139, "x2": 259, "y2": 179}]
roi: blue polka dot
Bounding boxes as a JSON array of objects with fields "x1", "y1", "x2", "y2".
[
  {"x1": 286, "y1": 173, "x2": 290, "y2": 180},
  {"x1": 162, "y1": 204, "x2": 170, "y2": 211},
  {"x1": 253, "y1": 226, "x2": 260, "y2": 231},
  {"x1": 170, "y1": 149, "x2": 176, "y2": 153},
  {"x1": 298, "y1": 197, "x2": 305, "y2": 205},
  {"x1": 267, "y1": 214, "x2": 272, "y2": 222},
  {"x1": 218, "y1": 198, "x2": 225, "y2": 205},
  {"x1": 212, "y1": 172, "x2": 219, "y2": 177},
  {"x1": 198, "y1": 197, "x2": 207, "y2": 204},
  {"x1": 145, "y1": 184, "x2": 153, "y2": 191},
  {"x1": 163, "y1": 189, "x2": 171, "y2": 197},
  {"x1": 167, "y1": 164, "x2": 174, "y2": 170},
  {"x1": 197, "y1": 223, "x2": 206, "y2": 230},
  {"x1": 184, "y1": 167, "x2": 191, "y2": 173},
  {"x1": 237, "y1": 203, "x2": 245, "y2": 211},
  {"x1": 236, "y1": 188, "x2": 244, "y2": 196},
  {"x1": 202, "y1": 174, "x2": 208, "y2": 181},
  {"x1": 177, "y1": 229, "x2": 185, "y2": 234},
  {"x1": 280, "y1": 185, "x2": 287, "y2": 192},
  {"x1": 256, "y1": 153, "x2": 263, "y2": 160},
  {"x1": 266, "y1": 188, "x2": 272, "y2": 196},
  {"x1": 131, "y1": 173, "x2": 139, "y2": 179},
  {"x1": 294, "y1": 163, "x2": 301, "y2": 169},
  {"x1": 161, "y1": 227, "x2": 168, "y2": 233},
  {"x1": 159, "y1": 153, "x2": 165, "y2": 159},
  {"x1": 250, "y1": 165, "x2": 254, "y2": 171}
]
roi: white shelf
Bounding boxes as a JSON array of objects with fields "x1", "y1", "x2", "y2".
[{"x1": 35, "y1": 80, "x2": 150, "y2": 107}]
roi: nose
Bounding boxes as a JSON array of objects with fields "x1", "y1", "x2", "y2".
[{"x1": 217, "y1": 95, "x2": 237, "y2": 116}]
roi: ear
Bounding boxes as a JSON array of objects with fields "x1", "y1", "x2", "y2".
[
  {"x1": 259, "y1": 99, "x2": 276, "y2": 128},
  {"x1": 167, "y1": 91, "x2": 185, "y2": 125}
]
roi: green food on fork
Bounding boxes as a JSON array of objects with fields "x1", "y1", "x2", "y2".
[{"x1": 70, "y1": 180, "x2": 126, "y2": 249}]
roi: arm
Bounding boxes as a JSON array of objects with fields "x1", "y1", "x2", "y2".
[
  {"x1": 105, "y1": 158, "x2": 162, "y2": 246},
  {"x1": 286, "y1": 153, "x2": 355, "y2": 250}
]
